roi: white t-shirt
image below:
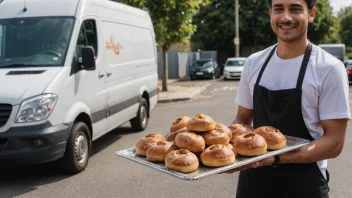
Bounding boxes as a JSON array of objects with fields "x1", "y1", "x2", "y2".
[{"x1": 235, "y1": 43, "x2": 351, "y2": 178}]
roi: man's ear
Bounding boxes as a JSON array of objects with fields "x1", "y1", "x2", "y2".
[{"x1": 309, "y1": 7, "x2": 317, "y2": 23}]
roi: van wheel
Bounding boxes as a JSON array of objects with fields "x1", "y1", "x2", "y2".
[
  {"x1": 130, "y1": 98, "x2": 148, "y2": 131},
  {"x1": 60, "y1": 122, "x2": 91, "y2": 174}
]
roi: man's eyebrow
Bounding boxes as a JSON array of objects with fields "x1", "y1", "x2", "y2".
[
  {"x1": 272, "y1": 4, "x2": 283, "y2": 8},
  {"x1": 290, "y1": 3, "x2": 304, "y2": 8}
]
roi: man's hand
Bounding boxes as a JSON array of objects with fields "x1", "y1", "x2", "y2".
[{"x1": 220, "y1": 156, "x2": 275, "y2": 174}]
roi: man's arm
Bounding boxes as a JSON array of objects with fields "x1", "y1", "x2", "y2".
[
  {"x1": 231, "y1": 105, "x2": 253, "y2": 127},
  {"x1": 279, "y1": 118, "x2": 347, "y2": 164}
]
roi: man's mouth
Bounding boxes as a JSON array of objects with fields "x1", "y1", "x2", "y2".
[{"x1": 278, "y1": 24, "x2": 297, "y2": 29}]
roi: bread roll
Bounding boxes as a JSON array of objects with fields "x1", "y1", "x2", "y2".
[
  {"x1": 135, "y1": 134, "x2": 165, "y2": 156},
  {"x1": 229, "y1": 124, "x2": 253, "y2": 143},
  {"x1": 201, "y1": 129, "x2": 230, "y2": 146},
  {"x1": 170, "y1": 116, "x2": 191, "y2": 133},
  {"x1": 234, "y1": 133, "x2": 267, "y2": 156},
  {"x1": 165, "y1": 149, "x2": 199, "y2": 173},
  {"x1": 165, "y1": 128, "x2": 188, "y2": 142},
  {"x1": 253, "y1": 126, "x2": 286, "y2": 150},
  {"x1": 214, "y1": 122, "x2": 232, "y2": 139},
  {"x1": 200, "y1": 144, "x2": 235, "y2": 167},
  {"x1": 175, "y1": 132, "x2": 205, "y2": 152},
  {"x1": 146, "y1": 140, "x2": 178, "y2": 162},
  {"x1": 186, "y1": 113, "x2": 216, "y2": 132}
]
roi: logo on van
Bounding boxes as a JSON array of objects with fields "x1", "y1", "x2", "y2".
[{"x1": 106, "y1": 35, "x2": 124, "y2": 55}]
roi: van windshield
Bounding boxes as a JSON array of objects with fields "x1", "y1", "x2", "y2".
[{"x1": 0, "y1": 17, "x2": 74, "y2": 68}]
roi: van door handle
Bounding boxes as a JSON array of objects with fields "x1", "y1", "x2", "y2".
[
  {"x1": 107, "y1": 71, "x2": 112, "y2": 76},
  {"x1": 98, "y1": 72, "x2": 105, "y2": 78}
]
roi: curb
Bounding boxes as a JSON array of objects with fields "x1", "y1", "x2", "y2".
[{"x1": 157, "y1": 84, "x2": 211, "y2": 103}]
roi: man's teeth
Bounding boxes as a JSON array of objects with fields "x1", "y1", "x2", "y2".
[{"x1": 280, "y1": 25, "x2": 295, "y2": 29}]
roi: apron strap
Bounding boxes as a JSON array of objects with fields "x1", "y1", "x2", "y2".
[
  {"x1": 296, "y1": 42, "x2": 313, "y2": 89},
  {"x1": 255, "y1": 45, "x2": 277, "y2": 85}
]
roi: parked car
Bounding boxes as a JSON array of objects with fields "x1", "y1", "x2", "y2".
[
  {"x1": 345, "y1": 60, "x2": 352, "y2": 82},
  {"x1": 223, "y1": 57, "x2": 247, "y2": 80},
  {"x1": 189, "y1": 59, "x2": 220, "y2": 80},
  {"x1": 0, "y1": 0, "x2": 158, "y2": 173}
]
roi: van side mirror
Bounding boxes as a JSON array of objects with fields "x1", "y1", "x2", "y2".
[{"x1": 81, "y1": 46, "x2": 96, "y2": 71}]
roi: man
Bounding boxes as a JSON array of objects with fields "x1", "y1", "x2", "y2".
[{"x1": 226, "y1": 0, "x2": 351, "y2": 197}]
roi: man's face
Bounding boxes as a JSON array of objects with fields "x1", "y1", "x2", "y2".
[{"x1": 269, "y1": 0, "x2": 316, "y2": 42}]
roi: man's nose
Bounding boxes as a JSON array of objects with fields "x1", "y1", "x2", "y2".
[{"x1": 281, "y1": 10, "x2": 293, "y2": 22}]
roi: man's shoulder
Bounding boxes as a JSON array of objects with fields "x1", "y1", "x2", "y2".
[
  {"x1": 246, "y1": 44, "x2": 277, "y2": 63},
  {"x1": 311, "y1": 44, "x2": 344, "y2": 67}
]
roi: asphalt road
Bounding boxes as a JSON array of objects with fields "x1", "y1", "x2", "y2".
[{"x1": 0, "y1": 79, "x2": 351, "y2": 198}]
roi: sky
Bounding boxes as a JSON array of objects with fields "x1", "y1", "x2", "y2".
[{"x1": 329, "y1": 0, "x2": 352, "y2": 14}]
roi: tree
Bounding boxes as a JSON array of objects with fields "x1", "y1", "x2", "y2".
[
  {"x1": 116, "y1": 0, "x2": 209, "y2": 91},
  {"x1": 307, "y1": 0, "x2": 336, "y2": 44},
  {"x1": 338, "y1": 7, "x2": 352, "y2": 58}
]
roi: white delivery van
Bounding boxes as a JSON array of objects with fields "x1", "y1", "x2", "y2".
[{"x1": 0, "y1": 0, "x2": 158, "y2": 173}]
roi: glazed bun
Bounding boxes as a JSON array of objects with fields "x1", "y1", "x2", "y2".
[
  {"x1": 253, "y1": 126, "x2": 286, "y2": 150},
  {"x1": 170, "y1": 116, "x2": 191, "y2": 133},
  {"x1": 135, "y1": 134, "x2": 165, "y2": 156},
  {"x1": 201, "y1": 129, "x2": 230, "y2": 146},
  {"x1": 175, "y1": 132, "x2": 206, "y2": 152},
  {"x1": 146, "y1": 140, "x2": 178, "y2": 162},
  {"x1": 200, "y1": 144, "x2": 235, "y2": 167},
  {"x1": 234, "y1": 133, "x2": 267, "y2": 156},
  {"x1": 165, "y1": 128, "x2": 188, "y2": 142},
  {"x1": 229, "y1": 124, "x2": 253, "y2": 143},
  {"x1": 186, "y1": 113, "x2": 216, "y2": 132},
  {"x1": 214, "y1": 122, "x2": 232, "y2": 139},
  {"x1": 165, "y1": 149, "x2": 199, "y2": 173}
]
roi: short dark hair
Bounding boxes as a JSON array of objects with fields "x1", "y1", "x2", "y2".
[{"x1": 267, "y1": 0, "x2": 316, "y2": 10}]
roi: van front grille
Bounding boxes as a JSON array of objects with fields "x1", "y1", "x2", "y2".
[{"x1": 0, "y1": 104, "x2": 12, "y2": 127}]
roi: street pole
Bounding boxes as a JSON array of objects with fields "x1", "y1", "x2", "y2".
[{"x1": 235, "y1": 0, "x2": 240, "y2": 57}]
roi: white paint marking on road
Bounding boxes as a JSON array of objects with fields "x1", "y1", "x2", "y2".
[
  {"x1": 222, "y1": 86, "x2": 229, "y2": 90},
  {"x1": 230, "y1": 86, "x2": 237, "y2": 91}
]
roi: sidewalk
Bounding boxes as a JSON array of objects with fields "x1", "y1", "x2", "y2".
[{"x1": 157, "y1": 78, "x2": 212, "y2": 103}]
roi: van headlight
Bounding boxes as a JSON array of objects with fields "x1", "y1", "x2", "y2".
[
  {"x1": 207, "y1": 68, "x2": 214, "y2": 72},
  {"x1": 15, "y1": 94, "x2": 58, "y2": 123}
]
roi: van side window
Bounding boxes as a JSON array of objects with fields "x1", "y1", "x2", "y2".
[
  {"x1": 0, "y1": 25, "x2": 3, "y2": 57},
  {"x1": 76, "y1": 19, "x2": 98, "y2": 58}
]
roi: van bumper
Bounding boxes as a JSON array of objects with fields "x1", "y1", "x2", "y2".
[{"x1": 0, "y1": 123, "x2": 71, "y2": 165}]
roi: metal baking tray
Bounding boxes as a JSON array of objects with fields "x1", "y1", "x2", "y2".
[{"x1": 115, "y1": 135, "x2": 309, "y2": 180}]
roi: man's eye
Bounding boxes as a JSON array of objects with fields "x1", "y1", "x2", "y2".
[
  {"x1": 274, "y1": 8, "x2": 283, "y2": 11},
  {"x1": 292, "y1": 8, "x2": 302, "y2": 12}
]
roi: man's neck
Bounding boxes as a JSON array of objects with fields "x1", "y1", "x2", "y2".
[{"x1": 276, "y1": 37, "x2": 309, "y2": 59}]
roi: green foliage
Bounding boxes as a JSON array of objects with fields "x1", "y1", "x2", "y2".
[
  {"x1": 308, "y1": 0, "x2": 336, "y2": 44},
  {"x1": 338, "y1": 7, "x2": 352, "y2": 47}
]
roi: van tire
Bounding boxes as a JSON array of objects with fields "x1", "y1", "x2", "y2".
[
  {"x1": 130, "y1": 98, "x2": 148, "y2": 131},
  {"x1": 60, "y1": 122, "x2": 91, "y2": 174}
]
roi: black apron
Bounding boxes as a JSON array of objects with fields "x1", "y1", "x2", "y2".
[{"x1": 236, "y1": 43, "x2": 330, "y2": 198}]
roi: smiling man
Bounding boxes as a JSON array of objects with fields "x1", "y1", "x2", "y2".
[{"x1": 227, "y1": 0, "x2": 351, "y2": 197}]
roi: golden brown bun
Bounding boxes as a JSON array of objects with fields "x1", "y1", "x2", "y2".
[
  {"x1": 201, "y1": 129, "x2": 230, "y2": 146},
  {"x1": 200, "y1": 144, "x2": 235, "y2": 167},
  {"x1": 165, "y1": 128, "x2": 188, "y2": 142},
  {"x1": 135, "y1": 134, "x2": 165, "y2": 156},
  {"x1": 186, "y1": 113, "x2": 216, "y2": 132},
  {"x1": 234, "y1": 133, "x2": 267, "y2": 156},
  {"x1": 226, "y1": 143, "x2": 238, "y2": 157},
  {"x1": 146, "y1": 141, "x2": 178, "y2": 162},
  {"x1": 229, "y1": 124, "x2": 253, "y2": 143},
  {"x1": 165, "y1": 149, "x2": 199, "y2": 173},
  {"x1": 175, "y1": 132, "x2": 206, "y2": 152},
  {"x1": 214, "y1": 122, "x2": 232, "y2": 139},
  {"x1": 253, "y1": 126, "x2": 286, "y2": 150},
  {"x1": 170, "y1": 116, "x2": 191, "y2": 132}
]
